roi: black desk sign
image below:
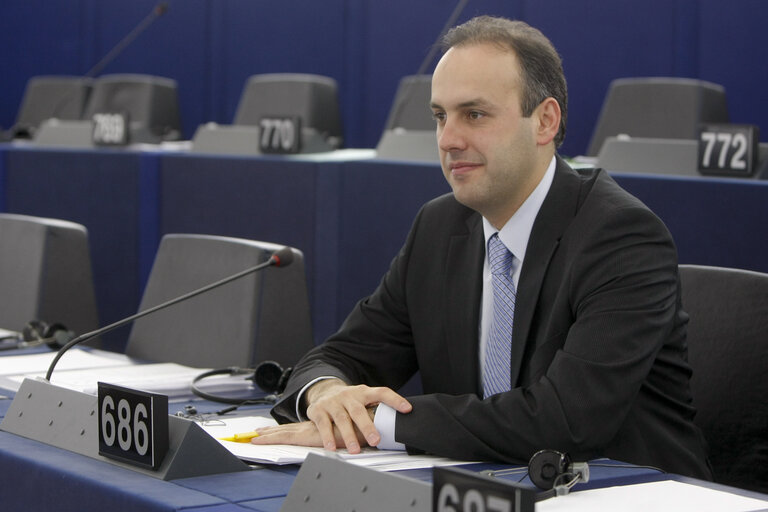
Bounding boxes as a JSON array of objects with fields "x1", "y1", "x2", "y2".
[
  {"x1": 433, "y1": 466, "x2": 535, "y2": 512},
  {"x1": 92, "y1": 112, "x2": 130, "y2": 146},
  {"x1": 259, "y1": 116, "x2": 302, "y2": 154},
  {"x1": 97, "y1": 382, "x2": 169, "y2": 470},
  {"x1": 698, "y1": 123, "x2": 759, "y2": 177}
]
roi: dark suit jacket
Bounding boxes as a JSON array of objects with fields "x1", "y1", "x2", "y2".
[{"x1": 272, "y1": 157, "x2": 712, "y2": 480}]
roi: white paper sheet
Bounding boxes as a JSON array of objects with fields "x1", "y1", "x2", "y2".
[
  {"x1": 0, "y1": 348, "x2": 210, "y2": 398},
  {"x1": 5, "y1": 361, "x2": 207, "y2": 395},
  {"x1": 0, "y1": 348, "x2": 131, "y2": 377},
  {"x1": 538, "y1": 480, "x2": 768, "y2": 512},
  {"x1": 197, "y1": 415, "x2": 473, "y2": 470}
]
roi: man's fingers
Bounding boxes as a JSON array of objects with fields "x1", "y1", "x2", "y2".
[
  {"x1": 311, "y1": 411, "x2": 338, "y2": 451},
  {"x1": 364, "y1": 386, "x2": 413, "y2": 414},
  {"x1": 249, "y1": 422, "x2": 322, "y2": 447},
  {"x1": 329, "y1": 408, "x2": 362, "y2": 453}
]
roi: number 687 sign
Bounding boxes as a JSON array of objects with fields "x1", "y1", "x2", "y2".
[{"x1": 697, "y1": 124, "x2": 759, "y2": 177}]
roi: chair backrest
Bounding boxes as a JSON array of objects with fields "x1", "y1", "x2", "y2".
[
  {"x1": 375, "y1": 75, "x2": 438, "y2": 162},
  {"x1": 0, "y1": 214, "x2": 99, "y2": 338},
  {"x1": 382, "y1": 74, "x2": 434, "y2": 131},
  {"x1": 124, "y1": 234, "x2": 314, "y2": 370},
  {"x1": 587, "y1": 77, "x2": 729, "y2": 156},
  {"x1": 233, "y1": 73, "x2": 342, "y2": 145},
  {"x1": 13, "y1": 75, "x2": 93, "y2": 138},
  {"x1": 82, "y1": 73, "x2": 182, "y2": 142},
  {"x1": 679, "y1": 264, "x2": 768, "y2": 493}
]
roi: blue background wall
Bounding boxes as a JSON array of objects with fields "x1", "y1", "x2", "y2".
[{"x1": 1, "y1": 0, "x2": 766, "y2": 158}]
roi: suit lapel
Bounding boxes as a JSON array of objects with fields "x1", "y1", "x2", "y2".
[
  {"x1": 510, "y1": 157, "x2": 583, "y2": 386},
  {"x1": 443, "y1": 211, "x2": 485, "y2": 395}
]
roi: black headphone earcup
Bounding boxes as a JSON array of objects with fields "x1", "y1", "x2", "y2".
[
  {"x1": 528, "y1": 449, "x2": 571, "y2": 490},
  {"x1": 22, "y1": 320, "x2": 48, "y2": 343},
  {"x1": 43, "y1": 323, "x2": 76, "y2": 350},
  {"x1": 253, "y1": 360, "x2": 286, "y2": 394}
]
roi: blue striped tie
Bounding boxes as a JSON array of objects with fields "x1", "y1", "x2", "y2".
[{"x1": 483, "y1": 233, "x2": 516, "y2": 398}]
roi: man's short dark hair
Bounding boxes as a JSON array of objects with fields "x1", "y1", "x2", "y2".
[{"x1": 442, "y1": 16, "x2": 568, "y2": 148}]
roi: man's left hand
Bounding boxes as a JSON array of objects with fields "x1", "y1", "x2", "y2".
[{"x1": 249, "y1": 407, "x2": 376, "y2": 452}]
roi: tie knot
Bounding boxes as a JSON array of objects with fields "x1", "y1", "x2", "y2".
[{"x1": 488, "y1": 234, "x2": 513, "y2": 276}]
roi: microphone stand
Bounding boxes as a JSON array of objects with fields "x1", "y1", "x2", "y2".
[{"x1": 85, "y1": 3, "x2": 169, "y2": 78}]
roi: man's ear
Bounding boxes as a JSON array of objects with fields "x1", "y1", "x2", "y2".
[{"x1": 534, "y1": 97, "x2": 561, "y2": 146}]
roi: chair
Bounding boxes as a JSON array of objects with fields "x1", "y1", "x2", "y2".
[
  {"x1": 124, "y1": 234, "x2": 314, "y2": 370},
  {"x1": 679, "y1": 264, "x2": 768, "y2": 493},
  {"x1": 0, "y1": 214, "x2": 99, "y2": 341},
  {"x1": 233, "y1": 73, "x2": 343, "y2": 149},
  {"x1": 381, "y1": 74, "x2": 434, "y2": 132},
  {"x1": 82, "y1": 73, "x2": 182, "y2": 143},
  {"x1": 587, "y1": 77, "x2": 729, "y2": 156},
  {"x1": 375, "y1": 74, "x2": 438, "y2": 161},
  {"x1": 11, "y1": 75, "x2": 93, "y2": 139}
]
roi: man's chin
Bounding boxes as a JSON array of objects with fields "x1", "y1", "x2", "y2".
[{"x1": 450, "y1": 186, "x2": 483, "y2": 211}]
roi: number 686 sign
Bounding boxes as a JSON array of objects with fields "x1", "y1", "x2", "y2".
[{"x1": 98, "y1": 382, "x2": 169, "y2": 469}]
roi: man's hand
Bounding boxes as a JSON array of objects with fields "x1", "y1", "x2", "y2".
[
  {"x1": 249, "y1": 412, "x2": 372, "y2": 450},
  {"x1": 252, "y1": 378, "x2": 412, "y2": 454}
]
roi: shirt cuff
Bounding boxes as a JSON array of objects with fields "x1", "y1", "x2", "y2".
[{"x1": 373, "y1": 403, "x2": 406, "y2": 451}]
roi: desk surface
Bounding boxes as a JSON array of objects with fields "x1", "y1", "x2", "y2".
[{"x1": 2, "y1": 370, "x2": 768, "y2": 512}]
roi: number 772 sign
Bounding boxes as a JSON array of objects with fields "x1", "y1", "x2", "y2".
[{"x1": 697, "y1": 124, "x2": 759, "y2": 177}]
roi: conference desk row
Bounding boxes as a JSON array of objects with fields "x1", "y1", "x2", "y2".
[
  {"x1": 2, "y1": 359, "x2": 767, "y2": 512},
  {"x1": 1, "y1": 142, "x2": 768, "y2": 353}
]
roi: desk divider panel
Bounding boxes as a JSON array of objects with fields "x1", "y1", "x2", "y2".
[
  {"x1": 281, "y1": 452, "x2": 431, "y2": 512},
  {"x1": 0, "y1": 378, "x2": 249, "y2": 480}
]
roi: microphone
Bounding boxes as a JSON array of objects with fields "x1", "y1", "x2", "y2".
[
  {"x1": 385, "y1": 0, "x2": 470, "y2": 130},
  {"x1": 84, "y1": 2, "x2": 169, "y2": 78},
  {"x1": 44, "y1": 246, "x2": 294, "y2": 381}
]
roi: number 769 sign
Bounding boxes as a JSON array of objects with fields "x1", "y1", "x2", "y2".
[{"x1": 697, "y1": 124, "x2": 759, "y2": 177}]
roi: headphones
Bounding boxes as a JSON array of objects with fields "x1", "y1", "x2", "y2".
[
  {"x1": 191, "y1": 360, "x2": 293, "y2": 406},
  {"x1": 527, "y1": 449, "x2": 589, "y2": 500},
  {"x1": 0, "y1": 320, "x2": 76, "y2": 351}
]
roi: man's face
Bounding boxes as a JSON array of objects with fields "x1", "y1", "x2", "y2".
[{"x1": 431, "y1": 43, "x2": 542, "y2": 228}]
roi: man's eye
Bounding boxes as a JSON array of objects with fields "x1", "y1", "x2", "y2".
[
  {"x1": 468, "y1": 111, "x2": 484, "y2": 120},
  {"x1": 431, "y1": 112, "x2": 446, "y2": 122}
]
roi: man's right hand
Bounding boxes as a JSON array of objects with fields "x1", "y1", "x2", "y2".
[{"x1": 304, "y1": 378, "x2": 412, "y2": 453}]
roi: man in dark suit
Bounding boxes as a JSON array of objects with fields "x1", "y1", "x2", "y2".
[{"x1": 253, "y1": 16, "x2": 712, "y2": 479}]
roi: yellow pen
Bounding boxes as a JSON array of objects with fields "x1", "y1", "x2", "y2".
[{"x1": 218, "y1": 431, "x2": 260, "y2": 443}]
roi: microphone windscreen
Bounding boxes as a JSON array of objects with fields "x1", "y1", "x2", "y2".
[{"x1": 271, "y1": 247, "x2": 294, "y2": 268}]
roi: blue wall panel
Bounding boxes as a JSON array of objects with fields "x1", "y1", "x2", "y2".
[
  {"x1": 0, "y1": 0, "x2": 90, "y2": 128},
  {"x1": 0, "y1": 1, "x2": 765, "y2": 155},
  {"x1": 526, "y1": 0, "x2": 684, "y2": 157},
  {"x1": 210, "y1": 0, "x2": 347, "y2": 129},
  {"x1": 699, "y1": 0, "x2": 768, "y2": 132}
]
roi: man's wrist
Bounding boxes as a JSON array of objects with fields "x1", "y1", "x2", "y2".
[
  {"x1": 295, "y1": 376, "x2": 340, "y2": 421},
  {"x1": 305, "y1": 377, "x2": 345, "y2": 405}
]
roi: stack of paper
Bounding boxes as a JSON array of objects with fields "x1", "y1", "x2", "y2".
[
  {"x1": 197, "y1": 415, "x2": 474, "y2": 471},
  {"x1": 0, "y1": 348, "x2": 210, "y2": 397}
]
